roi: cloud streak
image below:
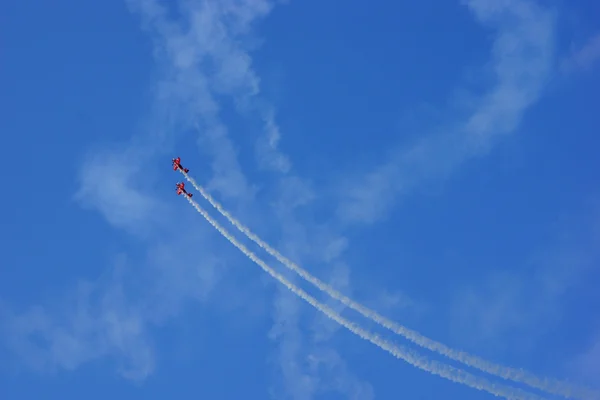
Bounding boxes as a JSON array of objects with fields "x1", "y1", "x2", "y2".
[
  {"x1": 337, "y1": 0, "x2": 556, "y2": 224},
  {"x1": 561, "y1": 33, "x2": 600, "y2": 73},
  {"x1": 126, "y1": 0, "x2": 290, "y2": 181},
  {"x1": 1, "y1": 265, "x2": 155, "y2": 380}
]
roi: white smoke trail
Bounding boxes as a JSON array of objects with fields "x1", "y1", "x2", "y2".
[
  {"x1": 182, "y1": 171, "x2": 598, "y2": 400},
  {"x1": 183, "y1": 194, "x2": 547, "y2": 400}
]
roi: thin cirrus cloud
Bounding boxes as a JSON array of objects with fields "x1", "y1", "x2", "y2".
[
  {"x1": 561, "y1": 32, "x2": 600, "y2": 73},
  {"x1": 336, "y1": 0, "x2": 556, "y2": 225}
]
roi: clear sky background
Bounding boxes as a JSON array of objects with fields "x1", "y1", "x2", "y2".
[{"x1": 1, "y1": 0, "x2": 599, "y2": 399}]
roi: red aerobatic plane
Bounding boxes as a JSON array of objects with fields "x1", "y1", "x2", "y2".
[
  {"x1": 176, "y1": 182, "x2": 193, "y2": 198},
  {"x1": 172, "y1": 157, "x2": 189, "y2": 173}
]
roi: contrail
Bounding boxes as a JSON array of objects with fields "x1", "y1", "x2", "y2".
[
  {"x1": 182, "y1": 171, "x2": 598, "y2": 400},
  {"x1": 183, "y1": 195, "x2": 547, "y2": 400}
]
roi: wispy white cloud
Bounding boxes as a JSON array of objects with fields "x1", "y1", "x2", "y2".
[
  {"x1": 336, "y1": 0, "x2": 556, "y2": 224},
  {"x1": 561, "y1": 32, "x2": 600, "y2": 73},
  {"x1": 306, "y1": 348, "x2": 375, "y2": 400},
  {"x1": 126, "y1": 0, "x2": 290, "y2": 181},
  {"x1": 450, "y1": 200, "x2": 600, "y2": 372},
  {"x1": 0, "y1": 224, "x2": 260, "y2": 380},
  {"x1": 256, "y1": 107, "x2": 292, "y2": 173},
  {"x1": 74, "y1": 148, "x2": 167, "y2": 236},
  {"x1": 570, "y1": 332, "x2": 600, "y2": 387},
  {"x1": 1, "y1": 260, "x2": 155, "y2": 380}
]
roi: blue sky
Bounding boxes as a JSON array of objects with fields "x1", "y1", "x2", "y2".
[{"x1": 1, "y1": 0, "x2": 599, "y2": 399}]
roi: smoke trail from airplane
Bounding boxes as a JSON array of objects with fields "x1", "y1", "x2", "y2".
[
  {"x1": 183, "y1": 195, "x2": 547, "y2": 400},
  {"x1": 182, "y1": 171, "x2": 597, "y2": 400}
]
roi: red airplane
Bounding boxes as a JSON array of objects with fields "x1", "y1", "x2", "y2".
[
  {"x1": 172, "y1": 157, "x2": 189, "y2": 173},
  {"x1": 176, "y1": 182, "x2": 193, "y2": 198}
]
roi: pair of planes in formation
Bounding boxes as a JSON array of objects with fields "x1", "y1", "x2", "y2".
[{"x1": 172, "y1": 157, "x2": 193, "y2": 198}]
